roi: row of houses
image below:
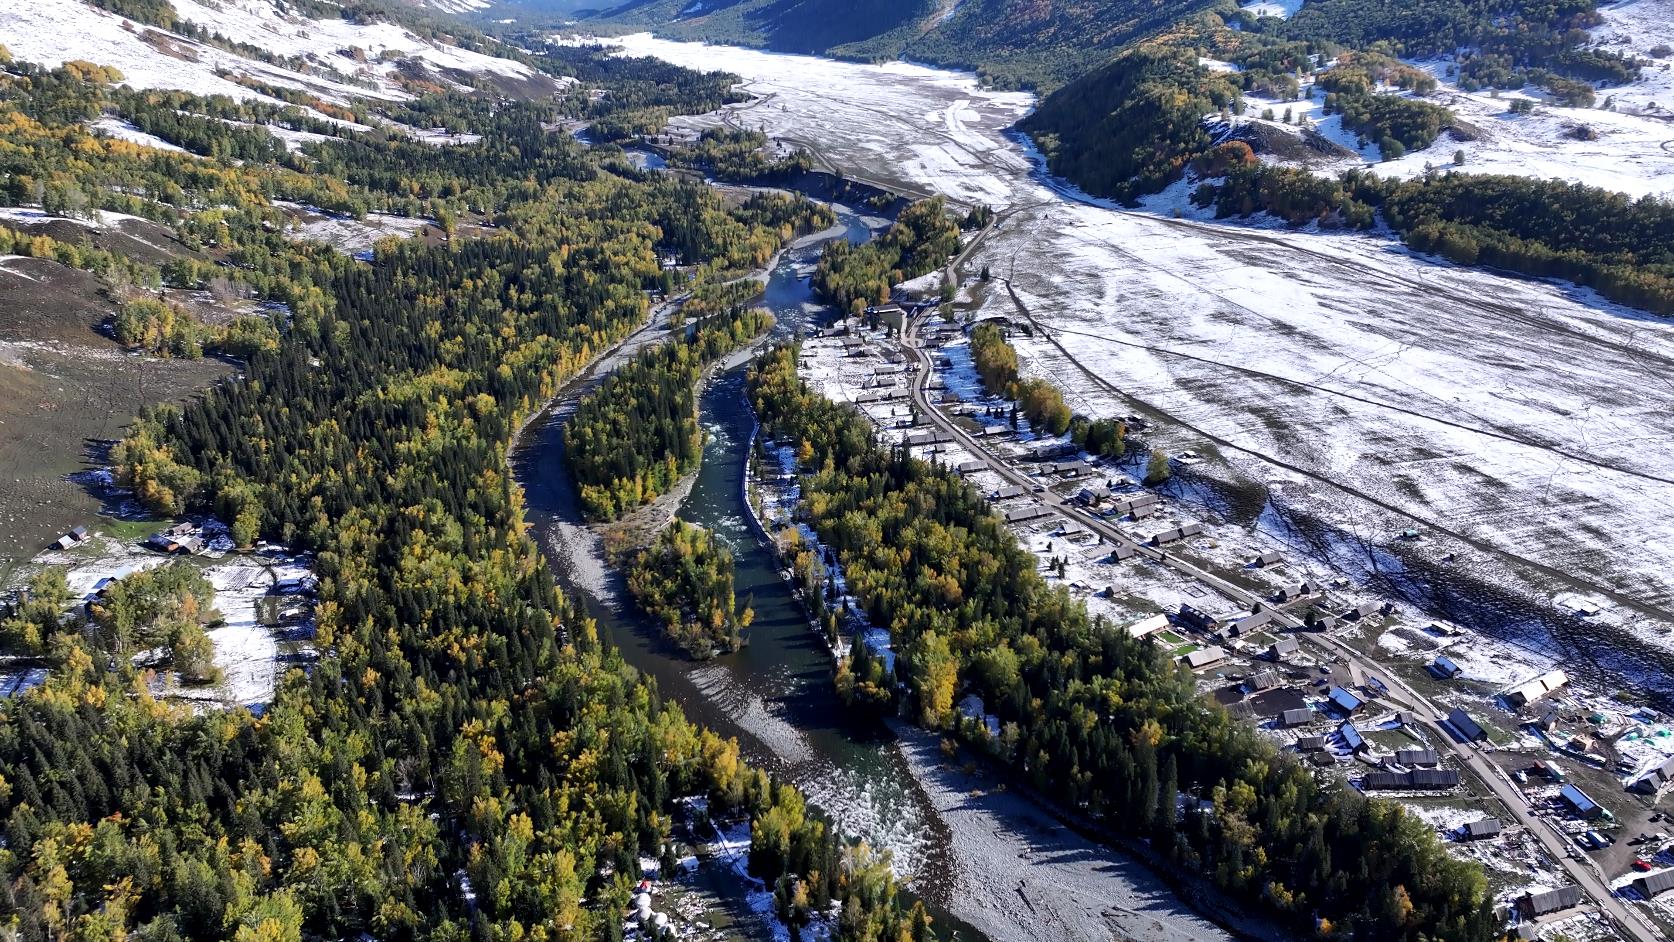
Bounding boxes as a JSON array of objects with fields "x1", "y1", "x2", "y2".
[
  {"x1": 1361, "y1": 769, "x2": 1462, "y2": 790},
  {"x1": 1150, "y1": 522, "x2": 1205, "y2": 546}
]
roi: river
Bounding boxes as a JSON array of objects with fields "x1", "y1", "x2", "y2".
[{"x1": 512, "y1": 193, "x2": 1239, "y2": 942}]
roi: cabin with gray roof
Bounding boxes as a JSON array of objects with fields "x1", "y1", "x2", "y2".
[{"x1": 1515, "y1": 886, "x2": 1582, "y2": 919}]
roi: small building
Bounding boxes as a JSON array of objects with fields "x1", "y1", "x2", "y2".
[
  {"x1": 1558, "y1": 783, "x2": 1604, "y2": 819},
  {"x1": 1394, "y1": 748, "x2": 1440, "y2": 768},
  {"x1": 55, "y1": 525, "x2": 90, "y2": 550},
  {"x1": 1129, "y1": 502, "x2": 1160, "y2": 521},
  {"x1": 1505, "y1": 669, "x2": 1569, "y2": 708},
  {"x1": 1246, "y1": 669, "x2": 1282, "y2": 692},
  {"x1": 1224, "y1": 610, "x2": 1271, "y2": 637},
  {"x1": 1181, "y1": 646, "x2": 1227, "y2": 670},
  {"x1": 1362, "y1": 769, "x2": 1460, "y2": 791},
  {"x1": 1179, "y1": 522, "x2": 1205, "y2": 538},
  {"x1": 1273, "y1": 580, "x2": 1319, "y2": 603},
  {"x1": 955, "y1": 460, "x2": 986, "y2": 474},
  {"x1": 905, "y1": 429, "x2": 953, "y2": 447},
  {"x1": 1515, "y1": 886, "x2": 1582, "y2": 920},
  {"x1": 1628, "y1": 755, "x2": 1674, "y2": 795},
  {"x1": 1328, "y1": 686, "x2": 1365, "y2": 714},
  {"x1": 990, "y1": 484, "x2": 1028, "y2": 501},
  {"x1": 1279, "y1": 707, "x2": 1315, "y2": 728},
  {"x1": 1266, "y1": 637, "x2": 1301, "y2": 661},
  {"x1": 1175, "y1": 605, "x2": 1220, "y2": 633},
  {"x1": 1461, "y1": 818, "x2": 1501, "y2": 841},
  {"x1": 1338, "y1": 721, "x2": 1365, "y2": 752},
  {"x1": 1445, "y1": 707, "x2": 1488, "y2": 743},
  {"x1": 1428, "y1": 656, "x2": 1463, "y2": 679},
  {"x1": 1125, "y1": 614, "x2": 1170, "y2": 639},
  {"x1": 1340, "y1": 601, "x2": 1384, "y2": 622},
  {"x1": 1247, "y1": 550, "x2": 1283, "y2": 569},
  {"x1": 1296, "y1": 734, "x2": 1328, "y2": 752},
  {"x1": 1151, "y1": 527, "x2": 1184, "y2": 546},
  {"x1": 1630, "y1": 868, "x2": 1674, "y2": 900},
  {"x1": 1108, "y1": 544, "x2": 1137, "y2": 563},
  {"x1": 1002, "y1": 504, "x2": 1054, "y2": 525}
]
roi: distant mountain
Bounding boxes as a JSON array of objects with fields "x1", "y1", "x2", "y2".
[{"x1": 590, "y1": 0, "x2": 1219, "y2": 89}]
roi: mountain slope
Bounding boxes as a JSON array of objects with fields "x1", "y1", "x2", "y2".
[{"x1": 593, "y1": 0, "x2": 1219, "y2": 88}]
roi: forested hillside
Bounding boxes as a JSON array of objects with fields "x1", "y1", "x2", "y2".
[
  {"x1": 0, "y1": 28, "x2": 931, "y2": 940},
  {"x1": 593, "y1": 0, "x2": 1220, "y2": 89}
]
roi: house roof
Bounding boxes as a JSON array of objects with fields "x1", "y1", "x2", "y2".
[
  {"x1": 1328, "y1": 686, "x2": 1365, "y2": 713},
  {"x1": 1395, "y1": 748, "x2": 1439, "y2": 767},
  {"x1": 1633, "y1": 868, "x2": 1674, "y2": 898},
  {"x1": 1520, "y1": 886, "x2": 1582, "y2": 916},
  {"x1": 1182, "y1": 646, "x2": 1226, "y2": 669},
  {"x1": 1463, "y1": 818, "x2": 1501, "y2": 839},
  {"x1": 1279, "y1": 707, "x2": 1314, "y2": 727},
  {"x1": 1446, "y1": 707, "x2": 1487, "y2": 742},
  {"x1": 1559, "y1": 783, "x2": 1602, "y2": 815}
]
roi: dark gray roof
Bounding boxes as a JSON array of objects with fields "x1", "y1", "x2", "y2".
[
  {"x1": 1520, "y1": 885, "x2": 1582, "y2": 916},
  {"x1": 1279, "y1": 707, "x2": 1314, "y2": 727},
  {"x1": 1633, "y1": 868, "x2": 1674, "y2": 898},
  {"x1": 1446, "y1": 707, "x2": 1487, "y2": 742},
  {"x1": 1463, "y1": 818, "x2": 1501, "y2": 839},
  {"x1": 1395, "y1": 748, "x2": 1440, "y2": 767}
]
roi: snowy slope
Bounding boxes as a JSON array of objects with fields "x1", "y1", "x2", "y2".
[
  {"x1": 607, "y1": 33, "x2": 1674, "y2": 654},
  {"x1": 0, "y1": 0, "x2": 536, "y2": 106}
]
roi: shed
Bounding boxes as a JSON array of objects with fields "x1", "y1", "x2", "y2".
[
  {"x1": 990, "y1": 484, "x2": 1027, "y2": 501},
  {"x1": 1628, "y1": 755, "x2": 1674, "y2": 795},
  {"x1": 955, "y1": 460, "x2": 986, "y2": 474},
  {"x1": 1151, "y1": 527, "x2": 1184, "y2": 546},
  {"x1": 1175, "y1": 605, "x2": 1220, "y2": 633},
  {"x1": 1340, "y1": 601, "x2": 1383, "y2": 622},
  {"x1": 1631, "y1": 868, "x2": 1674, "y2": 899},
  {"x1": 1296, "y1": 735, "x2": 1328, "y2": 752},
  {"x1": 1247, "y1": 669, "x2": 1282, "y2": 692},
  {"x1": 1179, "y1": 522, "x2": 1205, "y2": 538},
  {"x1": 1338, "y1": 721, "x2": 1365, "y2": 752},
  {"x1": 1505, "y1": 669, "x2": 1569, "y2": 707},
  {"x1": 1279, "y1": 707, "x2": 1314, "y2": 728},
  {"x1": 1558, "y1": 783, "x2": 1604, "y2": 819},
  {"x1": 1226, "y1": 610, "x2": 1271, "y2": 636},
  {"x1": 1461, "y1": 818, "x2": 1501, "y2": 840},
  {"x1": 1515, "y1": 886, "x2": 1582, "y2": 919},
  {"x1": 1428, "y1": 656, "x2": 1463, "y2": 679},
  {"x1": 1109, "y1": 544, "x2": 1137, "y2": 562},
  {"x1": 1248, "y1": 550, "x2": 1283, "y2": 568},
  {"x1": 1445, "y1": 708, "x2": 1487, "y2": 742}
]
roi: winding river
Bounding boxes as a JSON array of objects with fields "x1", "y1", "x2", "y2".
[{"x1": 512, "y1": 197, "x2": 1238, "y2": 942}]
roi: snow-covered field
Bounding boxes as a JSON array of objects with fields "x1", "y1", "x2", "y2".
[
  {"x1": 602, "y1": 34, "x2": 1674, "y2": 661},
  {"x1": 0, "y1": 0, "x2": 539, "y2": 109}
]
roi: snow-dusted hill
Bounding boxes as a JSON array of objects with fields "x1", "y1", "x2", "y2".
[
  {"x1": 0, "y1": 0, "x2": 551, "y2": 108},
  {"x1": 1213, "y1": 0, "x2": 1674, "y2": 197}
]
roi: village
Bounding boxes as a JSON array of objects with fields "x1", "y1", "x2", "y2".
[
  {"x1": 767, "y1": 295, "x2": 1674, "y2": 942},
  {"x1": 1, "y1": 514, "x2": 317, "y2": 710}
]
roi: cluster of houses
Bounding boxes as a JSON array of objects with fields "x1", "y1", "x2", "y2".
[{"x1": 145, "y1": 522, "x2": 207, "y2": 556}]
